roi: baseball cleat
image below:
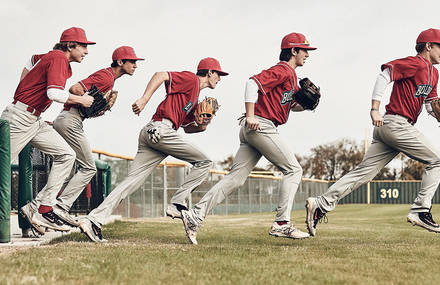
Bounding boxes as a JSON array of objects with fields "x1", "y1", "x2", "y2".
[
  {"x1": 79, "y1": 218, "x2": 108, "y2": 243},
  {"x1": 305, "y1": 197, "x2": 327, "y2": 236},
  {"x1": 166, "y1": 204, "x2": 185, "y2": 219},
  {"x1": 20, "y1": 203, "x2": 46, "y2": 235},
  {"x1": 407, "y1": 212, "x2": 440, "y2": 233},
  {"x1": 53, "y1": 205, "x2": 79, "y2": 227},
  {"x1": 181, "y1": 210, "x2": 200, "y2": 245},
  {"x1": 32, "y1": 210, "x2": 71, "y2": 232},
  {"x1": 269, "y1": 222, "x2": 310, "y2": 239}
]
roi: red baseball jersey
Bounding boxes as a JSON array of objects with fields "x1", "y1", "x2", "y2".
[
  {"x1": 64, "y1": 67, "x2": 116, "y2": 110},
  {"x1": 382, "y1": 55, "x2": 438, "y2": 124},
  {"x1": 14, "y1": 50, "x2": 72, "y2": 112},
  {"x1": 152, "y1": 71, "x2": 200, "y2": 129},
  {"x1": 250, "y1": 61, "x2": 299, "y2": 126}
]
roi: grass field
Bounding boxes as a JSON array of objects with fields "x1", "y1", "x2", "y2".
[{"x1": 1, "y1": 204, "x2": 440, "y2": 285}]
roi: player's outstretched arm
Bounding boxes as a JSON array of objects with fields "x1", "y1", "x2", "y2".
[{"x1": 132, "y1": 72, "x2": 169, "y2": 115}]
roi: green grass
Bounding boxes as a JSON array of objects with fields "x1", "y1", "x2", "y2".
[{"x1": 1, "y1": 204, "x2": 440, "y2": 285}]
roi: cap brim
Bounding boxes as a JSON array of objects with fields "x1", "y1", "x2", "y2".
[
  {"x1": 216, "y1": 70, "x2": 229, "y2": 76},
  {"x1": 297, "y1": 45, "x2": 317, "y2": 50},
  {"x1": 78, "y1": 41, "x2": 96, "y2": 45}
]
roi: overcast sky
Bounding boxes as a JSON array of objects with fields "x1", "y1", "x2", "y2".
[{"x1": 1, "y1": 0, "x2": 440, "y2": 167}]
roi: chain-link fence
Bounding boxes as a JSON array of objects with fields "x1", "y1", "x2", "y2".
[{"x1": 105, "y1": 158, "x2": 329, "y2": 218}]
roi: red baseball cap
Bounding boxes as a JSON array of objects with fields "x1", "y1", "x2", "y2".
[
  {"x1": 60, "y1": 27, "x2": 96, "y2": 45},
  {"x1": 197, "y1": 57, "x2": 229, "y2": 76},
  {"x1": 281, "y1": 33, "x2": 316, "y2": 50},
  {"x1": 416, "y1": 28, "x2": 440, "y2": 44},
  {"x1": 112, "y1": 46, "x2": 144, "y2": 61}
]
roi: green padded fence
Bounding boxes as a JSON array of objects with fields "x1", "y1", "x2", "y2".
[
  {"x1": 0, "y1": 119, "x2": 11, "y2": 243},
  {"x1": 95, "y1": 159, "x2": 112, "y2": 198},
  {"x1": 18, "y1": 145, "x2": 33, "y2": 231}
]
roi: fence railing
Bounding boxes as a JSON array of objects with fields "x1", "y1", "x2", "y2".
[{"x1": 93, "y1": 149, "x2": 330, "y2": 219}]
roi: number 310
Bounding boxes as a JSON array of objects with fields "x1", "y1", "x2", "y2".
[{"x1": 380, "y1": 188, "x2": 399, "y2": 199}]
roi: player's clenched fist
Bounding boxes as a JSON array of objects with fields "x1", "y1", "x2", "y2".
[
  {"x1": 80, "y1": 93, "x2": 94, "y2": 108},
  {"x1": 132, "y1": 98, "x2": 147, "y2": 115},
  {"x1": 246, "y1": 116, "x2": 261, "y2": 130},
  {"x1": 370, "y1": 109, "x2": 384, "y2": 127}
]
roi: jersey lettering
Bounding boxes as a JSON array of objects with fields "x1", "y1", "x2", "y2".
[
  {"x1": 414, "y1": 84, "x2": 433, "y2": 98},
  {"x1": 281, "y1": 90, "x2": 294, "y2": 105},
  {"x1": 183, "y1": 101, "x2": 194, "y2": 113}
]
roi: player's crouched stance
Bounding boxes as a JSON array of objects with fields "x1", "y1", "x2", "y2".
[
  {"x1": 78, "y1": 58, "x2": 228, "y2": 242},
  {"x1": 306, "y1": 28, "x2": 440, "y2": 236},
  {"x1": 181, "y1": 33, "x2": 320, "y2": 244}
]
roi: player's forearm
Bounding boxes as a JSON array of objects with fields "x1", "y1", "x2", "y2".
[
  {"x1": 140, "y1": 72, "x2": 169, "y2": 104},
  {"x1": 65, "y1": 94, "x2": 88, "y2": 105},
  {"x1": 245, "y1": 102, "x2": 256, "y2": 118},
  {"x1": 183, "y1": 123, "x2": 208, "y2": 133},
  {"x1": 290, "y1": 103, "x2": 304, "y2": 112},
  {"x1": 371, "y1": 99, "x2": 381, "y2": 111}
]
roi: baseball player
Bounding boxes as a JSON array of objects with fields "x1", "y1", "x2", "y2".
[
  {"x1": 2, "y1": 27, "x2": 96, "y2": 234},
  {"x1": 306, "y1": 28, "x2": 440, "y2": 236},
  {"x1": 20, "y1": 46, "x2": 143, "y2": 229},
  {"x1": 180, "y1": 33, "x2": 318, "y2": 245},
  {"x1": 78, "y1": 57, "x2": 228, "y2": 242}
]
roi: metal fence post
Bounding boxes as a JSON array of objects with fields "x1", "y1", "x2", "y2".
[
  {"x1": 163, "y1": 163, "x2": 167, "y2": 217},
  {"x1": 238, "y1": 187, "x2": 241, "y2": 214},
  {"x1": 258, "y1": 180, "x2": 262, "y2": 212},
  {"x1": 141, "y1": 183, "x2": 146, "y2": 218},
  {"x1": 248, "y1": 179, "x2": 251, "y2": 213},
  {"x1": 367, "y1": 182, "x2": 371, "y2": 204},
  {"x1": 151, "y1": 171, "x2": 154, "y2": 218}
]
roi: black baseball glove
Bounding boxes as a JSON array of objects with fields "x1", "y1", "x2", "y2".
[
  {"x1": 78, "y1": 85, "x2": 118, "y2": 118},
  {"x1": 294, "y1": 78, "x2": 321, "y2": 110}
]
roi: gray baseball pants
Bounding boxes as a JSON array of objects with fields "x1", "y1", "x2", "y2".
[
  {"x1": 1, "y1": 103, "x2": 76, "y2": 207},
  {"x1": 87, "y1": 119, "x2": 212, "y2": 226},
  {"x1": 316, "y1": 114, "x2": 440, "y2": 213},
  {"x1": 192, "y1": 116, "x2": 303, "y2": 222},
  {"x1": 52, "y1": 108, "x2": 97, "y2": 211}
]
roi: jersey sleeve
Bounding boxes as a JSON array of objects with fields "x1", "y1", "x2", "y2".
[
  {"x1": 164, "y1": 71, "x2": 197, "y2": 95},
  {"x1": 79, "y1": 70, "x2": 114, "y2": 92},
  {"x1": 46, "y1": 55, "x2": 70, "y2": 90},
  {"x1": 426, "y1": 69, "x2": 439, "y2": 102},
  {"x1": 381, "y1": 56, "x2": 421, "y2": 81},
  {"x1": 250, "y1": 65, "x2": 289, "y2": 96}
]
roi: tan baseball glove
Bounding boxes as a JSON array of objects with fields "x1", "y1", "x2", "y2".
[{"x1": 194, "y1": 97, "x2": 219, "y2": 125}]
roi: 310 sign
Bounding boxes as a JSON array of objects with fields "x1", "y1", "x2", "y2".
[{"x1": 379, "y1": 188, "x2": 399, "y2": 199}]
